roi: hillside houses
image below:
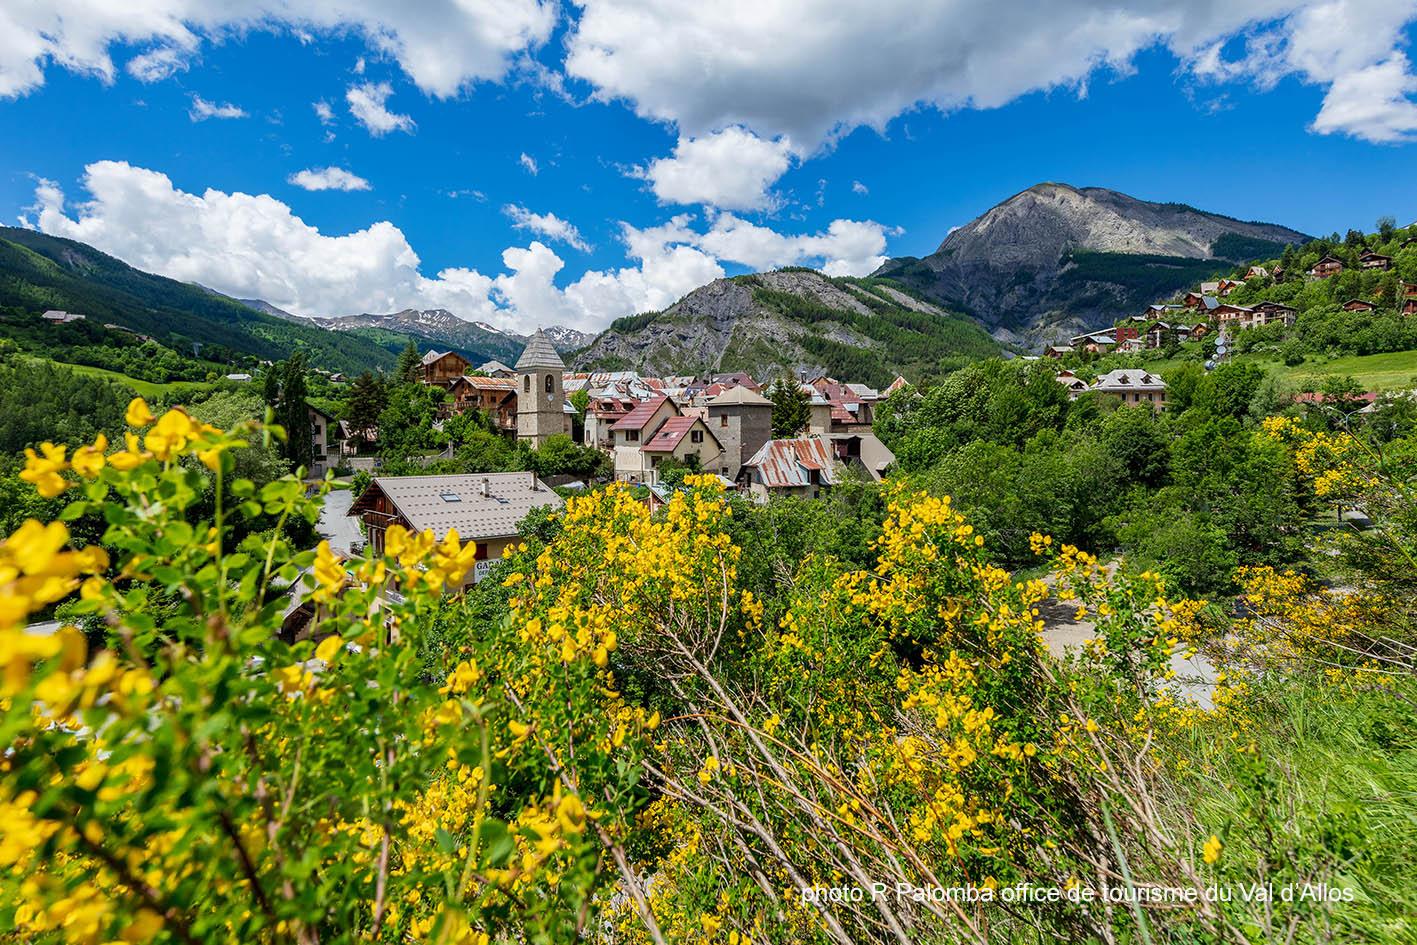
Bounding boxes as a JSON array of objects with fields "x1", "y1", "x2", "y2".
[{"x1": 1091, "y1": 369, "x2": 1167, "y2": 409}]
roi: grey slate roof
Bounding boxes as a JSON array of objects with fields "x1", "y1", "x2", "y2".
[
  {"x1": 707, "y1": 385, "x2": 772, "y2": 407},
  {"x1": 515, "y1": 329, "x2": 566, "y2": 371},
  {"x1": 348, "y1": 472, "x2": 563, "y2": 541}
]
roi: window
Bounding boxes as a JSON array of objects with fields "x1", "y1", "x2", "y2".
[
  {"x1": 719, "y1": 414, "x2": 728, "y2": 427},
  {"x1": 690, "y1": 429, "x2": 704, "y2": 443},
  {"x1": 626, "y1": 430, "x2": 639, "y2": 442},
  {"x1": 544, "y1": 373, "x2": 554, "y2": 393},
  {"x1": 524, "y1": 375, "x2": 531, "y2": 393}
]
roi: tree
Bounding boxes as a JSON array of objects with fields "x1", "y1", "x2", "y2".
[
  {"x1": 279, "y1": 352, "x2": 313, "y2": 471},
  {"x1": 342, "y1": 372, "x2": 387, "y2": 453},
  {"x1": 261, "y1": 366, "x2": 281, "y2": 409},
  {"x1": 377, "y1": 381, "x2": 446, "y2": 460},
  {"x1": 395, "y1": 340, "x2": 422, "y2": 383},
  {"x1": 769, "y1": 374, "x2": 810, "y2": 437},
  {"x1": 1378, "y1": 215, "x2": 1397, "y2": 243}
]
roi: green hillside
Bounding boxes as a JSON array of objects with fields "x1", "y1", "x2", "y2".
[{"x1": 0, "y1": 227, "x2": 395, "y2": 375}]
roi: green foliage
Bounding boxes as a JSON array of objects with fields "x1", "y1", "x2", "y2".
[
  {"x1": 520, "y1": 434, "x2": 610, "y2": 481},
  {"x1": 751, "y1": 282, "x2": 998, "y2": 386},
  {"x1": 1059, "y1": 250, "x2": 1231, "y2": 312},
  {"x1": 376, "y1": 381, "x2": 447, "y2": 460},
  {"x1": 0, "y1": 227, "x2": 395, "y2": 374},
  {"x1": 0, "y1": 357, "x2": 130, "y2": 454},
  {"x1": 768, "y1": 374, "x2": 810, "y2": 437},
  {"x1": 1210, "y1": 232, "x2": 1293, "y2": 261}
]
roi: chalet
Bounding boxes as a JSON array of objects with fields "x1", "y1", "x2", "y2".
[
  {"x1": 1244, "y1": 265, "x2": 1270, "y2": 281},
  {"x1": 1341, "y1": 299, "x2": 1376, "y2": 313},
  {"x1": 1271, "y1": 266, "x2": 1286, "y2": 283},
  {"x1": 477, "y1": 359, "x2": 515, "y2": 378},
  {"x1": 1211, "y1": 303, "x2": 1255, "y2": 326},
  {"x1": 1308, "y1": 255, "x2": 1343, "y2": 279},
  {"x1": 1044, "y1": 344, "x2": 1075, "y2": 358},
  {"x1": 339, "y1": 419, "x2": 377, "y2": 456},
  {"x1": 348, "y1": 472, "x2": 562, "y2": 589},
  {"x1": 611, "y1": 396, "x2": 681, "y2": 481},
  {"x1": 1055, "y1": 370, "x2": 1090, "y2": 400},
  {"x1": 1402, "y1": 282, "x2": 1417, "y2": 299},
  {"x1": 637, "y1": 415, "x2": 726, "y2": 483},
  {"x1": 41, "y1": 309, "x2": 86, "y2": 323},
  {"x1": 307, "y1": 404, "x2": 343, "y2": 477},
  {"x1": 1144, "y1": 322, "x2": 1192, "y2": 349},
  {"x1": 1091, "y1": 369, "x2": 1166, "y2": 410},
  {"x1": 883, "y1": 376, "x2": 910, "y2": 397},
  {"x1": 1359, "y1": 250, "x2": 1393, "y2": 271},
  {"x1": 1403, "y1": 299, "x2": 1417, "y2": 316},
  {"x1": 1200, "y1": 281, "x2": 1221, "y2": 296},
  {"x1": 447, "y1": 375, "x2": 517, "y2": 429},
  {"x1": 1251, "y1": 301, "x2": 1298, "y2": 326},
  {"x1": 1217, "y1": 278, "x2": 1243, "y2": 297},
  {"x1": 584, "y1": 396, "x2": 633, "y2": 450},
  {"x1": 420, "y1": 350, "x2": 471, "y2": 384}
]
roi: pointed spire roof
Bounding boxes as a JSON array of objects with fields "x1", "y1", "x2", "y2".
[{"x1": 515, "y1": 328, "x2": 566, "y2": 371}]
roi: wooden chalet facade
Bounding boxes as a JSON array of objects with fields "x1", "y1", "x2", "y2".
[
  {"x1": 1309, "y1": 255, "x2": 1344, "y2": 279},
  {"x1": 1359, "y1": 251, "x2": 1393, "y2": 271},
  {"x1": 419, "y1": 350, "x2": 471, "y2": 384}
]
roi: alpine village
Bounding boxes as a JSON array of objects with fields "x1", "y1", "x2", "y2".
[{"x1": 8, "y1": 181, "x2": 1417, "y2": 942}]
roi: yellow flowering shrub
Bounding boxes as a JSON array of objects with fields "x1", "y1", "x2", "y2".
[{"x1": 1, "y1": 401, "x2": 632, "y2": 944}]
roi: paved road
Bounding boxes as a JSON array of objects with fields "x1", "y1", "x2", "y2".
[
  {"x1": 317, "y1": 487, "x2": 364, "y2": 555},
  {"x1": 1039, "y1": 587, "x2": 1217, "y2": 709}
]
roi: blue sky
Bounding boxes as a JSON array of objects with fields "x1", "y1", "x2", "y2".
[{"x1": 2, "y1": 2, "x2": 1416, "y2": 333}]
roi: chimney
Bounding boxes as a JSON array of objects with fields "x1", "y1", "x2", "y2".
[{"x1": 480, "y1": 477, "x2": 490, "y2": 498}]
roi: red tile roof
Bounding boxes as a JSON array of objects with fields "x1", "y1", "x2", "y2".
[
  {"x1": 641, "y1": 415, "x2": 707, "y2": 452},
  {"x1": 610, "y1": 395, "x2": 671, "y2": 431}
]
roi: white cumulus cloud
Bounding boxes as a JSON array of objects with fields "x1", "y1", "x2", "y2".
[
  {"x1": 0, "y1": 0, "x2": 555, "y2": 100},
  {"x1": 503, "y1": 205, "x2": 592, "y2": 252},
  {"x1": 566, "y1": 0, "x2": 1417, "y2": 147},
  {"x1": 188, "y1": 94, "x2": 245, "y2": 121},
  {"x1": 346, "y1": 81, "x2": 414, "y2": 136},
  {"x1": 638, "y1": 127, "x2": 795, "y2": 210},
  {"x1": 25, "y1": 161, "x2": 875, "y2": 333},
  {"x1": 288, "y1": 167, "x2": 372, "y2": 191}
]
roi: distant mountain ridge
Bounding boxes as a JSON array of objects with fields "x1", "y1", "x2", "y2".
[
  {"x1": 575, "y1": 269, "x2": 999, "y2": 388},
  {"x1": 0, "y1": 227, "x2": 396, "y2": 374},
  {"x1": 239, "y1": 302, "x2": 593, "y2": 366},
  {"x1": 874, "y1": 182, "x2": 1309, "y2": 345}
]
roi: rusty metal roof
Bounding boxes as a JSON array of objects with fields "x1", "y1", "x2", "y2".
[{"x1": 742, "y1": 437, "x2": 842, "y2": 488}]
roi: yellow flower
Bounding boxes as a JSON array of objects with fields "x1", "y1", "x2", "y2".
[
  {"x1": 311, "y1": 541, "x2": 345, "y2": 603},
  {"x1": 20, "y1": 442, "x2": 69, "y2": 498},
  {"x1": 146, "y1": 408, "x2": 201, "y2": 461},
  {"x1": 70, "y1": 434, "x2": 108, "y2": 479},
  {"x1": 314, "y1": 634, "x2": 344, "y2": 663},
  {"x1": 1202, "y1": 834, "x2": 1222, "y2": 864},
  {"x1": 125, "y1": 397, "x2": 155, "y2": 427}
]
